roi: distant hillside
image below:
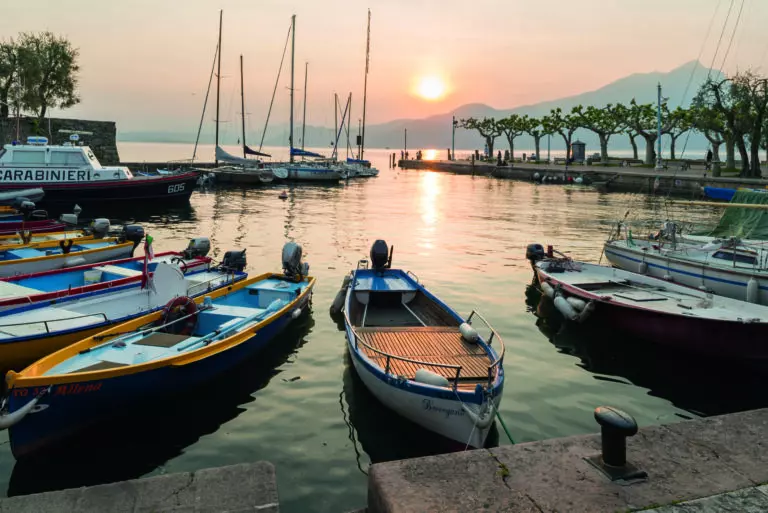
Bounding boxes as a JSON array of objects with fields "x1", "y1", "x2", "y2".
[
  {"x1": 363, "y1": 61, "x2": 722, "y2": 152},
  {"x1": 120, "y1": 61, "x2": 721, "y2": 155}
]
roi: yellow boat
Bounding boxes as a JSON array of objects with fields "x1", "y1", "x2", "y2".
[{"x1": 0, "y1": 230, "x2": 92, "y2": 248}]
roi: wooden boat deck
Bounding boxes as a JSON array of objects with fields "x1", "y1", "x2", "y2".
[{"x1": 356, "y1": 326, "x2": 493, "y2": 388}]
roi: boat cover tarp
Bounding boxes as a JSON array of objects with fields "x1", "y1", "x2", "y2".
[
  {"x1": 706, "y1": 190, "x2": 768, "y2": 239},
  {"x1": 346, "y1": 158, "x2": 370, "y2": 165},
  {"x1": 215, "y1": 146, "x2": 261, "y2": 167},
  {"x1": 702, "y1": 186, "x2": 736, "y2": 201},
  {"x1": 244, "y1": 145, "x2": 271, "y2": 158},
  {"x1": 290, "y1": 148, "x2": 323, "y2": 158}
]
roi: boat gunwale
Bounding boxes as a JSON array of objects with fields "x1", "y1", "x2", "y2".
[
  {"x1": 0, "y1": 240, "x2": 133, "y2": 268},
  {"x1": 6, "y1": 272, "x2": 315, "y2": 388}
]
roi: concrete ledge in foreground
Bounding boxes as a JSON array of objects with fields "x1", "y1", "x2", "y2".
[
  {"x1": 368, "y1": 408, "x2": 768, "y2": 513},
  {"x1": 0, "y1": 461, "x2": 279, "y2": 513}
]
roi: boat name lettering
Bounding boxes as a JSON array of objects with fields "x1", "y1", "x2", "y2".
[
  {"x1": 0, "y1": 169, "x2": 91, "y2": 182},
  {"x1": 422, "y1": 399, "x2": 465, "y2": 418},
  {"x1": 13, "y1": 382, "x2": 103, "y2": 397},
  {"x1": 168, "y1": 183, "x2": 185, "y2": 194}
]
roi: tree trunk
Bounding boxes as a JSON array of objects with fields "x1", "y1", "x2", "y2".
[
  {"x1": 711, "y1": 141, "x2": 721, "y2": 177},
  {"x1": 507, "y1": 136, "x2": 515, "y2": 160},
  {"x1": 628, "y1": 134, "x2": 638, "y2": 160},
  {"x1": 560, "y1": 134, "x2": 571, "y2": 161},
  {"x1": 725, "y1": 138, "x2": 736, "y2": 169},
  {"x1": 736, "y1": 136, "x2": 750, "y2": 177},
  {"x1": 670, "y1": 135, "x2": 676, "y2": 160},
  {"x1": 750, "y1": 140, "x2": 762, "y2": 178},
  {"x1": 598, "y1": 133, "x2": 609, "y2": 163},
  {"x1": 38, "y1": 104, "x2": 47, "y2": 121},
  {"x1": 485, "y1": 136, "x2": 494, "y2": 159},
  {"x1": 534, "y1": 136, "x2": 541, "y2": 160},
  {"x1": 641, "y1": 134, "x2": 656, "y2": 165}
]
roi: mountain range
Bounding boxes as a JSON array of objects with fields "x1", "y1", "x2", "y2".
[{"x1": 119, "y1": 61, "x2": 721, "y2": 153}]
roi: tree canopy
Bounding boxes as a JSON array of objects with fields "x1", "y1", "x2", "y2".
[{"x1": 0, "y1": 32, "x2": 80, "y2": 120}]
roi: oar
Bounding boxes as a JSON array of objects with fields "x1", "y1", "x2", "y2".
[{"x1": 176, "y1": 299, "x2": 286, "y2": 353}]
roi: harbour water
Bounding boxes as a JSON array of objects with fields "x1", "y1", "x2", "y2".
[{"x1": 0, "y1": 145, "x2": 765, "y2": 513}]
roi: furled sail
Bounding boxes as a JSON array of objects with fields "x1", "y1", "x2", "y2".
[
  {"x1": 290, "y1": 147, "x2": 324, "y2": 158},
  {"x1": 215, "y1": 146, "x2": 261, "y2": 167},
  {"x1": 244, "y1": 145, "x2": 271, "y2": 158}
]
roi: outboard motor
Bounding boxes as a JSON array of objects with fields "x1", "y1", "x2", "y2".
[
  {"x1": 282, "y1": 242, "x2": 309, "y2": 279},
  {"x1": 122, "y1": 224, "x2": 145, "y2": 255},
  {"x1": 525, "y1": 243, "x2": 546, "y2": 266},
  {"x1": 182, "y1": 237, "x2": 211, "y2": 259},
  {"x1": 370, "y1": 239, "x2": 392, "y2": 271},
  {"x1": 14, "y1": 199, "x2": 35, "y2": 218},
  {"x1": 90, "y1": 218, "x2": 111, "y2": 239},
  {"x1": 221, "y1": 249, "x2": 247, "y2": 273}
]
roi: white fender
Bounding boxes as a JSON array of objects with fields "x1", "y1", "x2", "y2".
[
  {"x1": 747, "y1": 277, "x2": 759, "y2": 304},
  {"x1": 414, "y1": 369, "x2": 450, "y2": 387},
  {"x1": 461, "y1": 400, "x2": 496, "y2": 429},
  {"x1": 291, "y1": 308, "x2": 302, "y2": 319},
  {"x1": 566, "y1": 297, "x2": 586, "y2": 312},
  {"x1": 638, "y1": 261, "x2": 648, "y2": 274},
  {"x1": 554, "y1": 294, "x2": 579, "y2": 321},
  {"x1": 0, "y1": 389, "x2": 48, "y2": 429},
  {"x1": 540, "y1": 281, "x2": 555, "y2": 298},
  {"x1": 329, "y1": 275, "x2": 351, "y2": 315},
  {"x1": 459, "y1": 322, "x2": 479, "y2": 344},
  {"x1": 576, "y1": 300, "x2": 596, "y2": 323}
]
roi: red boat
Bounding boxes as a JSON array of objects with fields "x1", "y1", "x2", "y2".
[{"x1": 0, "y1": 220, "x2": 67, "y2": 236}]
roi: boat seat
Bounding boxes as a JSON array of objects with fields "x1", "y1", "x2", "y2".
[
  {"x1": 134, "y1": 332, "x2": 190, "y2": 348},
  {"x1": 196, "y1": 304, "x2": 262, "y2": 334},
  {"x1": 76, "y1": 360, "x2": 128, "y2": 373},
  {"x1": 95, "y1": 264, "x2": 142, "y2": 278},
  {"x1": 0, "y1": 280, "x2": 43, "y2": 299},
  {"x1": 6, "y1": 248, "x2": 46, "y2": 259}
]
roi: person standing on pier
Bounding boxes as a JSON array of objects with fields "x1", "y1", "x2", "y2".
[{"x1": 705, "y1": 148, "x2": 713, "y2": 171}]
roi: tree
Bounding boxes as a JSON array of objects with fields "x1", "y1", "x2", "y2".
[
  {"x1": 541, "y1": 108, "x2": 579, "y2": 161},
  {"x1": 731, "y1": 72, "x2": 768, "y2": 178},
  {"x1": 697, "y1": 76, "x2": 756, "y2": 176},
  {"x1": 571, "y1": 104, "x2": 624, "y2": 163},
  {"x1": 16, "y1": 32, "x2": 80, "y2": 120},
  {"x1": 619, "y1": 100, "x2": 669, "y2": 166},
  {"x1": 459, "y1": 117, "x2": 501, "y2": 159},
  {"x1": 0, "y1": 38, "x2": 18, "y2": 119},
  {"x1": 519, "y1": 115, "x2": 547, "y2": 160},
  {"x1": 497, "y1": 114, "x2": 525, "y2": 160},
  {"x1": 664, "y1": 107, "x2": 693, "y2": 160},
  {"x1": 688, "y1": 103, "x2": 728, "y2": 175}
]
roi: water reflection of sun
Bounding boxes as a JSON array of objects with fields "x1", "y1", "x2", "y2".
[
  {"x1": 423, "y1": 149, "x2": 438, "y2": 161},
  {"x1": 419, "y1": 171, "x2": 440, "y2": 229}
]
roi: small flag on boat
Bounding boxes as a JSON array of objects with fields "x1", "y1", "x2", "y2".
[{"x1": 146, "y1": 234, "x2": 155, "y2": 260}]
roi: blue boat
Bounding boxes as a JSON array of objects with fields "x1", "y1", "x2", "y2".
[
  {"x1": 343, "y1": 240, "x2": 504, "y2": 448},
  {"x1": 1, "y1": 243, "x2": 314, "y2": 458},
  {"x1": 702, "y1": 186, "x2": 768, "y2": 201}
]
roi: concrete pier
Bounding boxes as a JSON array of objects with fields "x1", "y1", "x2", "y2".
[
  {"x1": 0, "y1": 461, "x2": 279, "y2": 513},
  {"x1": 399, "y1": 159, "x2": 768, "y2": 197},
  {"x1": 367, "y1": 407, "x2": 768, "y2": 512}
]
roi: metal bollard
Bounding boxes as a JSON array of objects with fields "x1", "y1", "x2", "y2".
[{"x1": 587, "y1": 406, "x2": 646, "y2": 481}]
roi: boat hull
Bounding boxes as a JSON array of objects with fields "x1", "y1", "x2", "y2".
[
  {"x1": 604, "y1": 242, "x2": 768, "y2": 305},
  {"x1": 346, "y1": 336, "x2": 501, "y2": 448},
  {"x1": 535, "y1": 267, "x2": 768, "y2": 359},
  {"x1": 6, "y1": 286, "x2": 312, "y2": 458},
  {"x1": 0, "y1": 243, "x2": 134, "y2": 278},
  {"x1": 0, "y1": 173, "x2": 197, "y2": 204},
  {"x1": 284, "y1": 167, "x2": 342, "y2": 182}
]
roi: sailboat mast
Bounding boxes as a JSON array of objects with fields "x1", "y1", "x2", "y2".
[
  {"x1": 301, "y1": 62, "x2": 308, "y2": 150},
  {"x1": 346, "y1": 93, "x2": 352, "y2": 159},
  {"x1": 215, "y1": 10, "x2": 223, "y2": 166},
  {"x1": 240, "y1": 54, "x2": 246, "y2": 158},
  {"x1": 360, "y1": 8, "x2": 371, "y2": 160},
  {"x1": 334, "y1": 93, "x2": 338, "y2": 153},
  {"x1": 289, "y1": 14, "x2": 296, "y2": 163}
]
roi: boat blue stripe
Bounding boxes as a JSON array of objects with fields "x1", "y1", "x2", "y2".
[{"x1": 604, "y1": 248, "x2": 767, "y2": 290}]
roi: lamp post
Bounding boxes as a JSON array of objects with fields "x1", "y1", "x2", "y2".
[
  {"x1": 451, "y1": 116, "x2": 457, "y2": 161},
  {"x1": 655, "y1": 82, "x2": 664, "y2": 171}
]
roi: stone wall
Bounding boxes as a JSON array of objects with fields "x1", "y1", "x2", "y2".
[{"x1": 0, "y1": 117, "x2": 120, "y2": 164}]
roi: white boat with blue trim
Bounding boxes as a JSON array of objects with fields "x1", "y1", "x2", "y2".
[
  {"x1": 343, "y1": 241, "x2": 505, "y2": 448},
  {"x1": 604, "y1": 226, "x2": 768, "y2": 305}
]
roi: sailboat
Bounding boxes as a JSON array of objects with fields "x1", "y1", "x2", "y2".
[
  {"x1": 339, "y1": 9, "x2": 379, "y2": 179},
  {"x1": 268, "y1": 15, "x2": 342, "y2": 182},
  {"x1": 195, "y1": 12, "x2": 282, "y2": 184}
]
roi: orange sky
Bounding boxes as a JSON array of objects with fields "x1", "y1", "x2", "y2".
[{"x1": 2, "y1": 0, "x2": 767, "y2": 132}]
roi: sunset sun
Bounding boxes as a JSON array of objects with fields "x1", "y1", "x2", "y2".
[{"x1": 416, "y1": 76, "x2": 446, "y2": 101}]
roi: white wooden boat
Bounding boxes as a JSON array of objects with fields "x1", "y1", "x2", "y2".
[
  {"x1": 529, "y1": 245, "x2": 768, "y2": 359},
  {"x1": 343, "y1": 241, "x2": 504, "y2": 448}
]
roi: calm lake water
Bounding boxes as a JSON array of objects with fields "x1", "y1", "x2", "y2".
[{"x1": 0, "y1": 144, "x2": 764, "y2": 512}]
